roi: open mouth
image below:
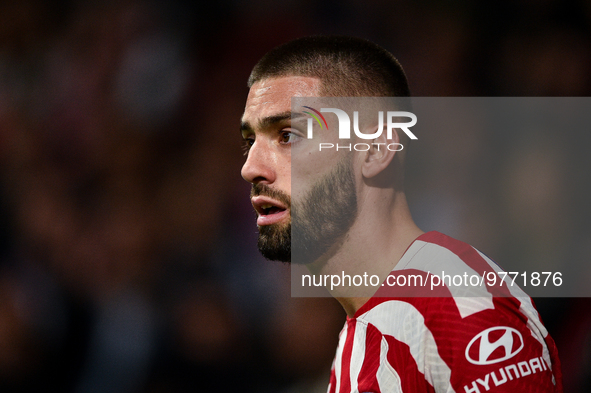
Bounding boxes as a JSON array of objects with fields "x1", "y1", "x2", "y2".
[
  {"x1": 252, "y1": 196, "x2": 289, "y2": 226},
  {"x1": 260, "y1": 204, "x2": 285, "y2": 216}
]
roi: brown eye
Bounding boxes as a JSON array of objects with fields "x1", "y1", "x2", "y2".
[
  {"x1": 281, "y1": 131, "x2": 301, "y2": 144},
  {"x1": 281, "y1": 131, "x2": 292, "y2": 143}
]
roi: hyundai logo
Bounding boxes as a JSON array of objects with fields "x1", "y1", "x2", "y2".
[{"x1": 465, "y1": 326, "x2": 524, "y2": 365}]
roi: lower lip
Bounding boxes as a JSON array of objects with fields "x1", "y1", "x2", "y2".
[{"x1": 257, "y1": 209, "x2": 289, "y2": 226}]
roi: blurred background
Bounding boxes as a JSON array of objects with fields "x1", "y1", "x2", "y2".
[{"x1": 0, "y1": 0, "x2": 590, "y2": 392}]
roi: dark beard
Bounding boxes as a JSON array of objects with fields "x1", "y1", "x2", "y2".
[
  {"x1": 258, "y1": 221, "x2": 291, "y2": 262},
  {"x1": 252, "y1": 184, "x2": 292, "y2": 262},
  {"x1": 253, "y1": 156, "x2": 357, "y2": 264},
  {"x1": 291, "y1": 157, "x2": 357, "y2": 264}
]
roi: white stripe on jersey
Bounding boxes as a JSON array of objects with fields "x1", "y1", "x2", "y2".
[
  {"x1": 396, "y1": 241, "x2": 495, "y2": 319},
  {"x1": 359, "y1": 300, "x2": 455, "y2": 392},
  {"x1": 376, "y1": 335, "x2": 403, "y2": 392},
  {"x1": 349, "y1": 321, "x2": 367, "y2": 393},
  {"x1": 476, "y1": 249, "x2": 555, "y2": 383},
  {"x1": 334, "y1": 322, "x2": 348, "y2": 393}
]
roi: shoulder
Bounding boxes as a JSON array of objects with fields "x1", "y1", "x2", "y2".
[
  {"x1": 349, "y1": 232, "x2": 562, "y2": 391},
  {"x1": 395, "y1": 231, "x2": 500, "y2": 279},
  {"x1": 352, "y1": 295, "x2": 561, "y2": 391}
]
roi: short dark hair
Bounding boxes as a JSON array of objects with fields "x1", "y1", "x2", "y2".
[{"x1": 248, "y1": 35, "x2": 410, "y2": 97}]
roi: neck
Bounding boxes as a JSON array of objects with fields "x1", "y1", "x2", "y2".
[{"x1": 306, "y1": 190, "x2": 423, "y2": 317}]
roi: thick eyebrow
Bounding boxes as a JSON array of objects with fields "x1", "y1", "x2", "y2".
[{"x1": 240, "y1": 111, "x2": 306, "y2": 136}]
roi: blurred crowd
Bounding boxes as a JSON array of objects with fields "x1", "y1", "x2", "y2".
[{"x1": 0, "y1": 0, "x2": 590, "y2": 392}]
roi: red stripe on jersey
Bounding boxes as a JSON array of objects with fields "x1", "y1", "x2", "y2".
[
  {"x1": 356, "y1": 323, "x2": 383, "y2": 393},
  {"x1": 328, "y1": 367, "x2": 336, "y2": 393},
  {"x1": 383, "y1": 334, "x2": 436, "y2": 392},
  {"x1": 339, "y1": 319, "x2": 356, "y2": 393}
]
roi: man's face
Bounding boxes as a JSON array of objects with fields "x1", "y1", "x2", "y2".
[{"x1": 241, "y1": 76, "x2": 358, "y2": 263}]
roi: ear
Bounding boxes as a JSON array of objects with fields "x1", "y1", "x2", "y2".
[{"x1": 360, "y1": 124, "x2": 401, "y2": 179}]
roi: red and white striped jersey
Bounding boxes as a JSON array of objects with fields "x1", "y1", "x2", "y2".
[{"x1": 327, "y1": 231, "x2": 562, "y2": 393}]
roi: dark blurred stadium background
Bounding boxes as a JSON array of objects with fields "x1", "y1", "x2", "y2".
[{"x1": 0, "y1": 0, "x2": 590, "y2": 392}]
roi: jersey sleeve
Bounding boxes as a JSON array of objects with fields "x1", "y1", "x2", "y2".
[{"x1": 416, "y1": 295, "x2": 563, "y2": 393}]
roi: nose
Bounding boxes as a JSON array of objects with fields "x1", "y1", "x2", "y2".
[{"x1": 241, "y1": 139, "x2": 275, "y2": 184}]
